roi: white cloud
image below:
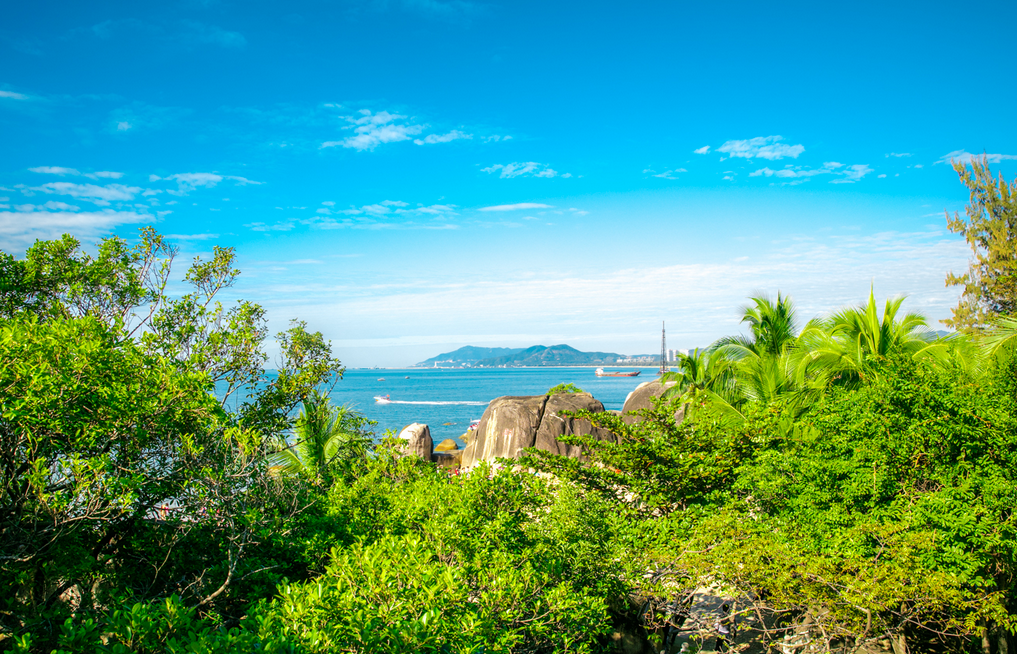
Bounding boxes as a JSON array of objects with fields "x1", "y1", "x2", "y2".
[
  {"x1": 164, "y1": 233, "x2": 220, "y2": 241},
  {"x1": 479, "y1": 203, "x2": 553, "y2": 212},
  {"x1": 0, "y1": 90, "x2": 29, "y2": 100},
  {"x1": 269, "y1": 228, "x2": 969, "y2": 368},
  {"x1": 749, "y1": 161, "x2": 872, "y2": 184},
  {"x1": 117, "y1": 121, "x2": 132, "y2": 131},
  {"x1": 149, "y1": 172, "x2": 260, "y2": 194},
  {"x1": 245, "y1": 220, "x2": 296, "y2": 232},
  {"x1": 32, "y1": 182, "x2": 142, "y2": 205},
  {"x1": 322, "y1": 110, "x2": 424, "y2": 151},
  {"x1": 886, "y1": 152, "x2": 912, "y2": 158},
  {"x1": 878, "y1": 174, "x2": 887, "y2": 178},
  {"x1": 225, "y1": 175, "x2": 262, "y2": 186},
  {"x1": 42, "y1": 201, "x2": 81, "y2": 211},
  {"x1": 484, "y1": 135, "x2": 511, "y2": 142},
  {"x1": 322, "y1": 201, "x2": 335, "y2": 206},
  {"x1": 936, "y1": 150, "x2": 1017, "y2": 165},
  {"x1": 303, "y1": 200, "x2": 458, "y2": 230},
  {"x1": 29, "y1": 167, "x2": 126, "y2": 180},
  {"x1": 643, "y1": 167, "x2": 687, "y2": 180},
  {"x1": 717, "y1": 135, "x2": 805, "y2": 160},
  {"x1": 163, "y1": 172, "x2": 222, "y2": 191},
  {"x1": 0, "y1": 208, "x2": 151, "y2": 251},
  {"x1": 830, "y1": 164, "x2": 873, "y2": 184},
  {"x1": 693, "y1": 146, "x2": 710, "y2": 155},
  {"x1": 481, "y1": 162, "x2": 570, "y2": 178},
  {"x1": 29, "y1": 166, "x2": 81, "y2": 176},
  {"x1": 414, "y1": 129, "x2": 472, "y2": 145}
]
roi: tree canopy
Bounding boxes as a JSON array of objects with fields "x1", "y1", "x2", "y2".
[{"x1": 944, "y1": 155, "x2": 1017, "y2": 331}]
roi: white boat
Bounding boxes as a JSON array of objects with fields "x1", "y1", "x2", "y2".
[{"x1": 374, "y1": 395, "x2": 391, "y2": 404}]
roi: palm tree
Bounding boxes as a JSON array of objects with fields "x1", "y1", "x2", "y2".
[
  {"x1": 719, "y1": 292, "x2": 800, "y2": 359},
  {"x1": 800, "y1": 288, "x2": 945, "y2": 386},
  {"x1": 712, "y1": 293, "x2": 830, "y2": 409},
  {"x1": 662, "y1": 348, "x2": 743, "y2": 424},
  {"x1": 665, "y1": 294, "x2": 825, "y2": 425},
  {"x1": 269, "y1": 392, "x2": 373, "y2": 484}
]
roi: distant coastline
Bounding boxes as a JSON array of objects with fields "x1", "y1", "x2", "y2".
[{"x1": 411, "y1": 343, "x2": 690, "y2": 369}]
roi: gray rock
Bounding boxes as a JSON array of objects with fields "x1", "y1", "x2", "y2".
[
  {"x1": 398, "y1": 422, "x2": 433, "y2": 461},
  {"x1": 533, "y1": 392, "x2": 618, "y2": 458},
  {"x1": 621, "y1": 380, "x2": 678, "y2": 424},
  {"x1": 461, "y1": 395, "x2": 547, "y2": 468},
  {"x1": 461, "y1": 392, "x2": 622, "y2": 468}
]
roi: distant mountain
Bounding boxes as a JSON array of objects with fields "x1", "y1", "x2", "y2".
[
  {"x1": 414, "y1": 344, "x2": 629, "y2": 368},
  {"x1": 475, "y1": 344, "x2": 624, "y2": 367},
  {"x1": 414, "y1": 346, "x2": 525, "y2": 368}
]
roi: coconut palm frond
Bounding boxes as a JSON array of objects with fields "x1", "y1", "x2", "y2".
[{"x1": 980, "y1": 316, "x2": 1017, "y2": 357}]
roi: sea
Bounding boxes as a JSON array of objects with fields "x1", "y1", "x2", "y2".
[{"x1": 328, "y1": 367, "x2": 655, "y2": 447}]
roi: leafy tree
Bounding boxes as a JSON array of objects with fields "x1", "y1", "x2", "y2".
[
  {"x1": 0, "y1": 228, "x2": 344, "y2": 648},
  {"x1": 944, "y1": 155, "x2": 1017, "y2": 331}
]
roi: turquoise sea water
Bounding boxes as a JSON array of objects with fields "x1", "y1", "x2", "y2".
[{"x1": 328, "y1": 367, "x2": 655, "y2": 447}]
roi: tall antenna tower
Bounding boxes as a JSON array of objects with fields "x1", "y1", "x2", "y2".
[{"x1": 658, "y1": 321, "x2": 669, "y2": 375}]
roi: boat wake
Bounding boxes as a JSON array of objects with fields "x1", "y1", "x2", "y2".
[{"x1": 385, "y1": 400, "x2": 488, "y2": 406}]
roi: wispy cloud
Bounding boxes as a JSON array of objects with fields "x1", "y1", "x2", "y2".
[
  {"x1": 414, "y1": 129, "x2": 472, "y2": 145},
  {"x1": 164, "y1": 233, "x2": 221, "y2": 241},
  {"x1": 30, "y1": 182, "x2": 142, "y2": 205},
  {"x1": 479, "y1": 202, "x2": 553, "y2": 212},
  {"x1": 749, "y1": 161, "x2": 872, "y2": 185},
  {"x1": 107, "y1": 101, "x2": 190, "y2": 135},
  {"x1": 481, "y1": 162, "x2": 570, "y2": 178},
  {"x1": 885, "y1": 152, "x2": 912, "y2": 158},
  {"x1": 321, "y1": 109, "x2": 479, "y2": 151},
  {"x1": 643, "y1": 167, "x2": 687, "y2": 180},
  {"x1": 0, "y1": 208, "x2": 151, "y2": 251},
  {"x1": 936, "y1": 150, "x2": 1017, "y2": 165},
  {"x1": 291, "y1": 200, "x2": 460, "y2": 231},
  {"x1": 150, "y1": 172, "x2": 262, "y2": 193},
  {"x1": 29, "y1": 166, "x2": 124, "y2": 180},
  {"x1": 179, "y1": 20, "x2": 246, "y2": 48},
  {"x1": 717, "y1": 135, "x2": 804, "y2": 160},
  {"x1": 269, "y1": 228, "x2": 968, "y2": 366},
  {"x1": 322, "y1": 109, "x2": 425, "y2": 150},
  {"x1": 0, "y1": 90, "x2": 29, "y2": 100},
  {"x1": 90, "y1": 18, "x2": 245, "y2": 49},
  {"x1": 693, "y1": 145, "x2": 710, "y2": 155}
]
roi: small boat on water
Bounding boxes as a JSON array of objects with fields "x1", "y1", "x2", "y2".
[
  {"x1": 374, "y1": 395, "x2": 391, "y2": 404},
  {"x1": 377, "y1": 377, "x2": 386, "y2": 381},
  {"x1": 595, "y1": 367, "x2": 641, "y2": 377}
]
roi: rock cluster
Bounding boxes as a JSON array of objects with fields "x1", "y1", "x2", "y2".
[
  {"x1": 398, "y1": 380, "x2": 677, "y2": 469},
  {"x1": 461, "y1": 392, "x2": 618, "y2": 468}
]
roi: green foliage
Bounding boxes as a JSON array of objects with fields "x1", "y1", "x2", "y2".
[
  {"x1": 547, "y1": 382, "x2": 585, "y2": 395},
  {"x1": 532, "y1": 350, "x2": 1017, "y2": 650},
  {"x1": 944, "y1": 155, "x2": 1017, "y2": 330},
  {"x1": 269, "y1": 392, "x2": 374, "y2": 485},
  {"x1": 10, "y1": 227, "x2": 1017, "y2": 653},
  {"x1": 0, "y1": 229, "x2": 345, "y2": 650}
]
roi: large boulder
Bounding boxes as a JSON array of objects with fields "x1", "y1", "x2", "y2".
[
  {"x1": 398, "y1": 422, "x2": 433, "y2": 461},
  {"x1": 461, "y1": 395, "x2": 547, "y2": 467},
  {"x1": 621, "y1": 380, "x2": 677, "y2": 424},
  {"x1": 461, "y1": 392, "x2": 618, "y2": 468},
  {"x1": 534, "y1": 392, "x2": 618, "y2": 458}
]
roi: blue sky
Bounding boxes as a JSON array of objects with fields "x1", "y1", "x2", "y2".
[{"x1": 2, "y1": 0, "x2": 1016, "y2": 367}]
